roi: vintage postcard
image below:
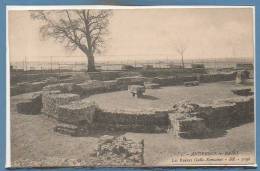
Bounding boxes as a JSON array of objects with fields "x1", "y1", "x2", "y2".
[{"x1": 6, "y1": 6, "x2": 256, "y2": 167}]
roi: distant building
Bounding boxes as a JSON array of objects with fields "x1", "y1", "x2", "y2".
[{"x1": 236, "y1": 63, "x2": 253, "y2": 70}]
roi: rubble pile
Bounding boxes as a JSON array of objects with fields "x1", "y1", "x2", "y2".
[{"x1": 95, "y1": 135, "x2": 144, "y2": 166}]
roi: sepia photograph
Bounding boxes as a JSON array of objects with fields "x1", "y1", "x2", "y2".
[{"x1": 7, "y1": 6, "x2": 255, "y2": 167}]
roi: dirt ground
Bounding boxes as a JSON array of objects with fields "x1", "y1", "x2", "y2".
[
  {"x1": 10, "y1": 81, "x2": 255, "y2": 167},
  {"x1": 88, "y1": 81, "x2": 254, "y2": 111}
]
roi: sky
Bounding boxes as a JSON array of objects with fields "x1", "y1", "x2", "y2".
[{"x1": 8, "y1": 7, "x2": 254, "y2": 63}]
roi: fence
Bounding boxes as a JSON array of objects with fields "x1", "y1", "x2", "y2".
[{"x1": 10, "y1": 56, "x2": 253, "y2": 72}]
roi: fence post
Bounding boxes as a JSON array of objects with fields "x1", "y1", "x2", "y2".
[
  {"x1": 50, "y1": 56, "x2": 53, "y2": 72},
  {"x1": 58, "y1": 63, "x2": 61, "y2": 81}
]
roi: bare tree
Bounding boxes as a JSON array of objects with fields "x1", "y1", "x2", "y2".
[
  {"x1": 31, "y1": 10, "x2": 112, "y2": 72},
  {"x1": 175, "y1": 41, "x2": 187, "y2": 69}
]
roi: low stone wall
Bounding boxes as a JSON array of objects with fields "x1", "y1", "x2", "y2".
[
  {"x1": 88, "y1": 71, "x2": 122, "y2": 81},
  {"x1": 74, "y1": 80, "x2": 106, "y2": 96},
  {"x1": 200, "y1": 72, "x2": 237, "y2": 83},
  {"x1": 152, "y1": 72, "x2": 236, "y2": 86},
  {"x1": 208, "y1": 96, "x2": 254, "y2": 128},
  {"x1": 168, "y1": 96, "x2": 254, "y2": 138},
  {"x1": 10, "y1": 71, "x2": 60, "y2": 85},
  {"x1": 116, "y1": 76, "x2": 147, "y2": 89},
  {"x1": 11, "y1": 81, "x2": 47, "y2": 96},
  {"x1": 42, "y1": 92, "x2": 80, "y2": 118},
  {"x1": 42, "y1": 83, "x2": 77, "y2": 93},
  {"x1": 140, "y1": 68, "x2": 206, "y2": 78},
  {"x1": 11, "y1": 72, "x2": 237, "y2": 96},
  {"x1": 57, "y1": 100, "x2": 97, "y2": 124},
  {"x1": 94, "y1": 108, "x2": 169, "y2": 132},
  {"x1": 41, "y1": 87, "x2": 253, "y2": 137}
]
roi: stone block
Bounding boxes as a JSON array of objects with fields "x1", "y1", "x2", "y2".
[
  {"x1": 184, "y1": 81, "x2": 199, "y2": 87},
  {"x1": 128, "y1": 85, "x2": 145, "y2": 97},
  {"x1": 103, "y1": 80, "x2": 119, "y2": 91},
  {"x1": 231, "y1": 87, "x2": 252, "y2": 96},
  {"x1": 16, "y1": 94, "x2": 42, "y2": 114},
  {"x1": 144, "y1": 82, "x2": 160, "y2": 89}
]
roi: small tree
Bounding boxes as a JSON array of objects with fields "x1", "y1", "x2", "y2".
[
  {"x1": 175, "y1": 42, "x2": 187, "y2": 69},
  {"x1": 31, "y1": 9, "x2": 112, "y2": 72}
]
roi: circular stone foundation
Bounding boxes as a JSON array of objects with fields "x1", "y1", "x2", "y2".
[{"x1": 87, "y1": 81, "x2": 253, "y2": 111}]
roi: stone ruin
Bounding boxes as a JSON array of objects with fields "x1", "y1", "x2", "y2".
[
  {"x1": 57, "y1": 100, "x2": 97, "y2": 125},
  {"x1": 168, "y1": 101, "x2": 209, "y2": 137},
  {"x1": 235, "y1": 70, "x2": 250, "y2": 84},
  {"x1": 128, "y1": 85, "x2": 145, "y2": 98},
  {"x1": 42, "y1": 92, "x2": 80, "y2": 118},
  {"x1": 15, "y1": 79, "x2": 254, "y2": 139},
  {"x1": 95, "y1": 135, "x2": 144, "y2": 166},
  {"x1": 14, "y1": 72, "x2": 254, "y2": 139},
  {"x1": 231, "y1": 87, "x2": 253, "y2": 96},
  {"x1": 11, "y1": 71, "x2": 238, "y2": 96},
  {"x1": 143, "y1": 82, "x2": 160, "y2": 89},
  {"x1": 16, "y1": 92, "x2": 42, "y2": 115},
  {"x1": 168, "y1": 96, "x2": 254, "y2": 138}
]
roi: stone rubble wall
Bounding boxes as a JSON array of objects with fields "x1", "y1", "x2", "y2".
[
  {"x1": 94, "y1": 108, "x2": 170, "y2": 132},
  {"x1": 87, "y1": 71, "x2": 122, "y2": 81},
  {"x1": 200, "y1": 72, "x2": 237, "y2": 83},
  {"x1": 11, "y1": 72, "x2": 237, "y2": 96},
  {"x1": 57, "y1": 100, "x2": 97, "y2": 125},
  {"x1": 42, "y1": 92, "x2": 80, "y2": 118},
  {"x1": 42, "y1": 83, "x2": 76, "y2": 93},
  {"x1": 11, "y1": 81, "x2": 47, "y2": 96},
  {"x1": 168, "y1": 96, "x2": 254, "y2": 138},
  {"x1": 11, "y1": 72, "x2": 60, "y2": 85},
  {"x1": 115, "y1": 76, "x2": 147, "y2": 90},
  {"x1": 152, "y1": 72, "x2": 236, "y2": 86},
  {"x1": 74, "y1": 80, "x2": 107, "y2": 96}
]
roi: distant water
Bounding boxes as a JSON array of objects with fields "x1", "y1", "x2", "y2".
[{"x1": 10, "y1": 60, "x2": 251, "y2": 71}]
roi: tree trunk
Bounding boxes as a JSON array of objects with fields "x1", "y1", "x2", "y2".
[
  {"x1": 87, "y1": 55, "x2": 96, "y2": 72},
  {"x1": 181, "y1": 55, "x2": 185, "y2": 69}
]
